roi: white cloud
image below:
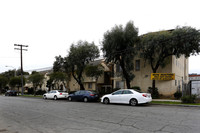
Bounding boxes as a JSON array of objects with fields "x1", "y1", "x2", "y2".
[{"x1": 0, "y1": 0, "x2": 200, "y2": 73}]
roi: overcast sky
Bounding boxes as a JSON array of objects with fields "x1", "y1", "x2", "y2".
[{"x1": 0, "y1": 0, "x2": 200, "y2": 73}]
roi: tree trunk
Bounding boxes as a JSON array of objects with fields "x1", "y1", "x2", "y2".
[
  {"x1": 126, "y1": 79, "x2": 131, "y2": 89},
  {"x1": 119, "y1": 61, "x2": 131, "y2": 89},
  {"x1": 95, "y1": 77, "x2": 99, "y2": 93},
  {"x1": 79, "y1": 82, "x2": 85, "y2": 90},
  {"x1": 18, "y1": 86, "x2": 20, "y2": 96},
  {"x1": 152, "y1": 80, "x2": 156, "y2": 90},
  {"x1": 152, "y1": 69, "x2": 157, "y2": 90},
  {"x1": 34, "y1": 87, "x2": 36, "y2": 96},
  {"x1": 72, "y1": 72, "x2": 85, "y2": 90}
]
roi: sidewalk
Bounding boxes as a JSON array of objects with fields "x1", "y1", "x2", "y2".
[
  {"x1": 152, "y1": 99, "x2": 200, "y2": 107},
  {"x1": 152, "y1": 99, "x2": 181, "y2": 102}
]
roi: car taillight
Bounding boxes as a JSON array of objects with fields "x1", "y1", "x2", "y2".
[
  {"x1": 90, "y1": 94, "x2": 94, "y2": 96},
  {"x1": 60, "y1": 93, "x2": 62, "y2": 95},
  {"x1": 142, "y1": 94, "x2": 147, "y2": 97}
]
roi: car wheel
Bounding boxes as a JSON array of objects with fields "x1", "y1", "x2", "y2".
[
  {"x1": 68, "y1": 96, "x2": 72, "y2": 101},
  {"x1": 103, "y1": 98, "x2": 110, "y2": 104},
  {"x1": 43, "y1": 95, "x2": 47, "y2": 99},
  {"x1": 54, "y1": 96, "x2": 57, "y2": 100},
  {"x1": 83, "y1": 97, "x2": 88, "y2": 102},
  {"x1": 130, "y1": 98, "x2": 138, "y2": 106}
]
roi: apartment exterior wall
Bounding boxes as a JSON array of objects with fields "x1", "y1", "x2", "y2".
[
  {"x1": 68, "y1": 76, "x2": 80, "y2": 92},
  {"x1": 132, "y1": 56, "x2": 173, "y2": 96},
  {"x1": 29, "y1": 56, "x2": 188, "y2": 98},
  {"x1": 113, "y1": 55, "x2": 189, "y2": 97},
  {"x1": 68, "y1": 60, "x2": 113, "y2": 92}
]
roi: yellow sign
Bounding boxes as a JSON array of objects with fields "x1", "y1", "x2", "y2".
[{"x1": 151, "y1": 73, "x2": 175, "y2": 80}]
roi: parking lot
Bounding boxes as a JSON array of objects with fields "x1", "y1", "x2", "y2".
[{"x1": 0, "y1": 96, "x2": 200, "y2": 133}]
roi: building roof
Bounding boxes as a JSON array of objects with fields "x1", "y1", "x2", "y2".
[{"x1": 189, "y1": 74, "x2": 200, "y2": 77}]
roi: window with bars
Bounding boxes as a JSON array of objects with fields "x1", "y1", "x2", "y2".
[
  {"x1": 88, "y1": 83, "x2": 92, "y2": 89},
  {"x1": 135, "y1": 60, "x2": 140, "y2": 71}
]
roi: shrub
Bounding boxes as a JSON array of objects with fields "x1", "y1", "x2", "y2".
[
  {"x1": 27, "y1": 88, "x2": 34, "y2": 94},
  {"x1": 69, "y1": 91, "x2": 76, "y2": 94},
  {"x1": 35, "y1": 90, "x2": 46, "y2": 95},
  {"x1": 174, "y1": 91, "x2": 182, "y2": 99},
  {"x1": 181, "y1": 95, "x2": 197, "y2": 103},
  {"x1": 130, "y1": 86, "x2": 141, "y2": 92},
  {"x1": 148, "y1": 87, "x2": 159, "y2": 99}
]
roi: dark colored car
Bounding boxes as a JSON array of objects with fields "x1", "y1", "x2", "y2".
[
  {"x1": 5, "y1": 90, "x2": 17, "y2": 96},
  {"x1": 68, "y1": 90, "x2": 99, "y2": 102}
]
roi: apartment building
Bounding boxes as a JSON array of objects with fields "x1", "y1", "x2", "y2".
[
  {"x1": 27, "y1": 56, "x2": 188, "y2": 98},
  {"x1": 112, "y1": 55, "x2": 189, "y2": 97},
  {"x1": 68, "y1": 59, "x2": 113, "y2": 94}
]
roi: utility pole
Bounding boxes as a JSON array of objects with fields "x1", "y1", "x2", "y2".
[{"x1": 14, "y1": 44, "x2": 28, "y2": 95}]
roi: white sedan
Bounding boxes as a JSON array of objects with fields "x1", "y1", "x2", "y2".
[
  {"x1": 43, "y1": 90, "x2": 69, "y2": 100},
  {"x1": 101, "y1": 89, "x2": 152, "y2": 106}
]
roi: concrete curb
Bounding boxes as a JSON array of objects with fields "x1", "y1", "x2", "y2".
[
  {"x1": 152, "y1": 99, "x2": 200, "y2": 107},
  {"x1": 152, "y1": 99, "x2": 181, "y2": 102},
  {"x1": 151, "y1": 103, "x2": 200, "y2": 107}
]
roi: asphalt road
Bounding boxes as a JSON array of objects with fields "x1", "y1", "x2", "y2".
[{"x1": 0, "y1": 96, "x2": 200, "y2": 133}]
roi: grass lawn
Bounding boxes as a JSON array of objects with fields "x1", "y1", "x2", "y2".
[
  {"x1": 19, "y1": 95, "x2": 43, "y2": 98},
  {"x1": 151, "y1": 101, "x2": 200, "y2": 106}
]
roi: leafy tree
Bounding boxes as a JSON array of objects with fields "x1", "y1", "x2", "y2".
[
  {"x1": 31, "y1": 71, "x2": 37, "y2": 75},
  {"x1": 49, "y1": 72, "x2": 69, "y2": 90},
  {"x1": 1, "y1": 70, "x2": 15, "y2": 80},
  {"x1": 53, "y1": 55, "x2": 65, "y2": 72},
  {"x1": 65, "y1": 40, "x2": 100, "y2": 90},
  {"x1": 46, "y1": 77, "x2": 54, "y2": 91},
  {"x1": 85, "y1": 64, "x2": 104, "y2": 92},
  {"x1": 0, "y1": 75, "x2": 8, "y2": 93},
  {"x1": 28, "y1": 73, "x2": 44, "y2": 96},
  {"x1": 16, "y1": 69, "x2": 29, "y2": 76},
  {"x1": 85, "y1": 65, "x2": 104, "y2": 82},
  {"x1": 53, "y1": 55, "x2": 71, "y2": 91},
  {"x1": 140, "y1": 26, "x2": 200, "y2": 90},
  {"x1": 171, "y1": 26, "x2": 200, "y2": 56},
  {"x1": 9, "y1": 76, "x2": 21, "y2": 95},
  {"x1": 102, "y1": 21, "x2": 139, "y2": 89}
]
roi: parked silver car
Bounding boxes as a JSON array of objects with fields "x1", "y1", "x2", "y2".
[{"x1": 43, "y1": 90, "x2": 69, "y2": 100}]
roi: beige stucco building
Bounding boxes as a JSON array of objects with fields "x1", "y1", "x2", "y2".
[
  {"x1": 68, "y1": 59, "x2": 113, "y2": 94},
  {"x1": 26, "y1": 56, "x2": 188, "y2": 98},
  {"x1": 112, "y1": 55, "x2": 189, "y2": 97}
]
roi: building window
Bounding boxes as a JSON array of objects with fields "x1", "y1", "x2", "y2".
[
  {"x1": 175, "y1": 80, "x2": 177, "y2": 86},
  {"x1": 88, "y1": 83, "x2": 92, "y2": 89},
  {"x1": 116, "y1": 64, "x2": 122, "y2": 72},
  {"x1": 116, "y1": 81, "x2": 124, "y2": 89},
  {"x1": 135, "y1": 60, "x2": 140, "y2": 71}
]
